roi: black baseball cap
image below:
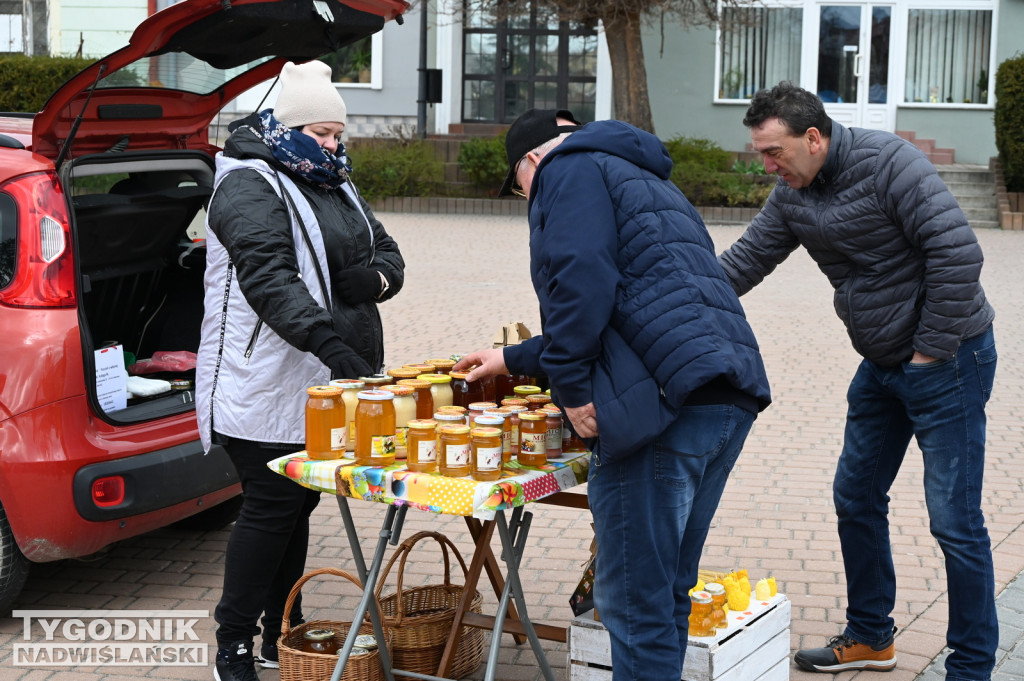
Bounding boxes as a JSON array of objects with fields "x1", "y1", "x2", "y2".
[{"x1": 498, "y1": 109, "x2": 582, "y2": 196}]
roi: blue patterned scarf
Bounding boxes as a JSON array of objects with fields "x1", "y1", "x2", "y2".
[{"x1": 255, "y1": 109, "x2": 352, "y2": 189}]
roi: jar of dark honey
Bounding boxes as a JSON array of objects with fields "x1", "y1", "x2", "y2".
[
  {"x1": 517, "y1": 411, "x2": 548, "y2": 467},
  {"x1": 302, "y1": 628, "x2": 338, "y2": 655},
  {"x1": 450, "y1": 370, "x2": 485, "y2": 408},
  {"x1": 397, "y1": 378, "x2": 434, "y2": 420}
]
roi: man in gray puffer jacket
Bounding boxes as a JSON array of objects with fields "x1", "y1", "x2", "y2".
[{"x1": 719, "y1": 82, "x2": 996, "y2": 681}]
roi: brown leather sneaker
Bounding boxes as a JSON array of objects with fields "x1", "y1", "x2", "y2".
[{"x1": 793, "y1": 629, "x2": 897, "y2": 673}]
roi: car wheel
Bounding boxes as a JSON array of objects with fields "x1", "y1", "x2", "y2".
[
  {"x1": 172, "y1": 495, "x2": 243, "y2": 531},
  {"x1": 0, "y1": 503, "x2": 31, "y2": 616}
]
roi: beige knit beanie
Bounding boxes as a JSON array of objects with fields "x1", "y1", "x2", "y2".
[{"x1": 274, "y1": 60, "x2": 347, "y2": 128}]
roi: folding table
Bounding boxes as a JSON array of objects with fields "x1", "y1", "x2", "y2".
[{"x1": 268, "y1": 449, "x2": 591, "y2": 681}]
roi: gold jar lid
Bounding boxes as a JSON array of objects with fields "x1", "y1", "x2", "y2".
[
  {"x1": 307, "y1": 385, "x2": 342, "y2": 397},
  {"x1": 471, "y1": 426, "x2": 502, "y2": 438},
  {"x1": 388, "y1": 367, "x2": 422, "y2": 380},
  {"x1": 382, "y1": 384, "x2": 414, "y2": 396},
  {"x1": 438, "y1": 424, "x2": 470, "y2": 435},
  {"x1": 407, "y1": 419, "x2": 438, "y2": 430},
  {"x1": 518, "y1": 411, "x2": 546, "y2": 421},
  {"x1": 397, "y1": 378, "x2": 430, "y2": 389}
]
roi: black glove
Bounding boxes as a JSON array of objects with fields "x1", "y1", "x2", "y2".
[
  {"x1": 314, "y1": 337, "x2": 373, "y2": 380},
  {"x1": 334, "y1": 267, "x2": 383, "y2": 304}
]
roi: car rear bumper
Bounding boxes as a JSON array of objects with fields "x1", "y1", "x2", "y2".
[{"x1": 72, "y1": 440, "x2": 238, "y2": 521}]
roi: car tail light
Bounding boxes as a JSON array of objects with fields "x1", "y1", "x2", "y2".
[
  {"x1": 0, "y1": 171, "x2": 76, "y2": 308},
  {"x1": 92, "y1": 476, "x2": 126, "y2": 507}
]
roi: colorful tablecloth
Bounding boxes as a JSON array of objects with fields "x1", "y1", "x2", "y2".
[{"x1": 268, "y1": 450, "x2": 590, "y2": 520}]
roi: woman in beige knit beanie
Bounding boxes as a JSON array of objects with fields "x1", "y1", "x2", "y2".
[{"x1": 199, "y1": 59, "x2": 404, "y2": 681}]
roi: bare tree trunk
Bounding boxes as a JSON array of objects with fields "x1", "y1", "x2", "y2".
[{"x1": 602, "y1": 9, "x2": 654, "y2": 133}]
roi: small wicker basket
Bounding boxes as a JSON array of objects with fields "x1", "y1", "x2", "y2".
[
  {"x1": 278, "y1": 567, "x2": 390, "y2": 681},
  {"x1": 373, "y1": 531, "x2": 485, "y2": 679}
]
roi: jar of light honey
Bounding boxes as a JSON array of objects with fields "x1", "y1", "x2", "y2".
[
  {"x1": 397, "y1": 378, "x2": 434, "y2": 420},
  {"x1": 542, "y1": 406, "x2": 563, "y2": 458},
  {"x1": 418, "y1": 373, "x2": 453, "y2": 410},
  {"x1": 449, "y1": 370, "x2": 484, "y2": 408},
  {"x1": 704, "y1": 583, "x2": 728, "y2": 629},
  {"x1": 483, "y1": 410, "x2": 513, "y2": 463},
  {"x1": 354, "y1": 390, "x2": 396, "y2": 467},
  {"x1": 305, "y1": 386, "x2": 345, "y2": 460},
  {"x1": 517, "y1": 411, "x2": 548, "y2": 467},
  {"x1": 382, "y1": 384, "x2": 416, "y2": 459},
  {"x1": 425, "y1": 358, "x2": 456, "y2": 374},
  {"x1": 330, "y1": 379, "x2": 364, "y2": 453},
  {"x1": 689, "y1": 591, "x2": 716, "y2": 637},
  {"x1": 405, "y1": 419, "x2": 438, "y2": 473},
  {"x1": 470, "y1": 427, "x2": 503, "y2": 481},
  {"x1": 438, "y1": 424, "x2": 471, "y2": 477}
]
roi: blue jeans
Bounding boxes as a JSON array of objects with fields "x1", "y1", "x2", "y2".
[
  {"x1": 834, "y1": 327, "x2": 997, "y2": 681},
  {"x1": 587, "y1": 404, "x2": 756, "y2": 681}
]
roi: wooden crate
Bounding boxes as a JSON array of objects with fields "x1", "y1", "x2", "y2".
[{"x1": 569, "y1": 594, "x2": 790, "y2": 681}]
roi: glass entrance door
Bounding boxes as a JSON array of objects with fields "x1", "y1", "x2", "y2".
[{"x1": 815, "y1": 4, "x2": 893, "y2": 130}]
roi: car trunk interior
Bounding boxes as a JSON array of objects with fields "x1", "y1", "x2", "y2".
[{"x1": 65, "y1": 152, "x2": 214, "y2": 422}]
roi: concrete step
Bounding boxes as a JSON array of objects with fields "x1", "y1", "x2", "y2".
[{"x1": 942, "y1": 181, "x2": 997, "y2": 197}]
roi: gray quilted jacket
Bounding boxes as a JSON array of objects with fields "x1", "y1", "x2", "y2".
[{"x1": 719, "y1": 121, "x2": 993, "y2": 367}]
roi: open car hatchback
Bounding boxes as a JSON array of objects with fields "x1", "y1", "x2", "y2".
[{"x1": 0, "y1": 0, "x2": 407, "y2": 614}]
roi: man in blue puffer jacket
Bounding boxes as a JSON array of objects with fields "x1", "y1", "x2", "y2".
[
  {"x1": 718, "y1": 82, "x2": 997, "y2": 681},
  {"x1": 455, "y1": 109, "x2": 771, "y2": 681}
]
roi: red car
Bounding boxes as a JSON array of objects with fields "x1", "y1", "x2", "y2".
[{"x1": 0, "y1": 0, "x2": 407, "y2": 614}]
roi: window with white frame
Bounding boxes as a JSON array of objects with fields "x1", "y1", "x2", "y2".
[
  {"x1": 717, "y1": 5, "x2": 802, "y2": 101},
  {"x1": 904, "y1": 7, "x2": 992, "y2": 105}
]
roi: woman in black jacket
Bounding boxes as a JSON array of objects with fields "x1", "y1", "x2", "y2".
[{"x1": 197, "y1": 60, "x2": 404, "y2": 681}]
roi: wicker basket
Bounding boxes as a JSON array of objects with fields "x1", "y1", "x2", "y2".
[
  {"x1": 278, "y1": 567, "x2": 390, "y2": 681},
  {"x1": 373, "y1": 531, "x2": 485, "y2": 679}
]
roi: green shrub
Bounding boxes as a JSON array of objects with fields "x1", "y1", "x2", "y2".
[
  {"x1": 457, "y1": 134, "x2": 508, "y2": 189},
  {"x1": 664, "y1": 136, "x2": 769, "y2": 208},
  {"x1": 347, "y1": 134, "x2": 445, "y2": 200},
  {"x1": 995, "y1": 52, "x2": 1024, "y2": 192},
  {"x1": 0, "y1": 55, "x2": 95, "y2": 112}
]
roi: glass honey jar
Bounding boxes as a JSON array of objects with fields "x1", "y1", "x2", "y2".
[
  {"x1": 493, "y1": 373, "x2": 532, "y2": 402},
  {"x1": 526, "y1": 394, "x2": 552, "y2": 411},
  {"x1": 470, "y1": 426, "x2": 503, "y2": 481},
  {"x1": 301, "y1": 628, "x2": 338, "y2": 655},
  {"x1": 330, "y1": 379, "x2": 364, "y2": 454},
  {"x1": 305, "y1": 386, "x2": 345, "y2": 460},
  {"x1": 502, "y1": 405, "x2": 527, "y2": 456},
  {"x1": 432, "y1": 411, "x2": 465, "y2": 452},
  {"x1": 467, "y1": 401, "x2": 498, "y2": 426},
  {"x1": 438, "y1": 424, "x2": 471, "y2": 477},
  {"x1": 418, "y1": 373, "x2": 453, "y2": 410},
  {"x1": 405, "y1": 419, "x2": 438, "y2": 473},
  {"x1": 354, "y1": 389, "x2": 396, "y2": 467},
  {"x1": 517, "y1": 411, "x2": 548, "y2": 467},
  {"x1": 450, "y1": 370, "x2": 485, "y2": 408},
  {"x1": 425, "y1": 358, "x2": 456, "y2": 374},
  {"x1": 541, "y1": 406, "x2": 563, "y2": 458},
  {"x1": 704, "y1": 582, "x2": 728, "y2": 629},
  {"x1": 688, "y1": 591, "x2": 716, "y2": 637},
  {"x1": 513, "y1": 385, "x2": 542, "y2": 399},
  {"x1": 397, "y1": 378, "x2": 434, "y2": 420},
  {"x1": 382, "y1": 384, "x2": 416, "y2": 459},
  {"x1": 387, "y1": 366, "x2": 422, "y2": 382},
  {"x1": 482, "y1": 410, "x2": 513, "y2": 463}
]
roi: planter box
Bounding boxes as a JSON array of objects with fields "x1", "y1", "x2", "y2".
[{"x1": 568, "y1": 594, "x2": 791, "y2": 681}]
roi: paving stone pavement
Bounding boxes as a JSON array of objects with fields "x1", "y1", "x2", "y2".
[{"x1": 1, "y1": 215, "x2": 1022, "y2": 681}]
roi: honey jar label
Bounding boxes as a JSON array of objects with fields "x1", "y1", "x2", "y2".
[
  {"x1": 520, "y1": 433, "x2": 546, "y2": 454},
  {"x1": 501, "y1": 431, "x2": 513, "y2": 451},
  {"x1": 445, "y1": 444, "x2": 470, "y2": 466},
  {"x1": 417, "y1": 440, "x2": 437, "y2": 462},
  {"x1": 476, "y1": 446, "x2": 502, "y2": 471},
  {"x1": 545, "y1": 428, "x2": 561, "y2": 451},
  {"x1": 331, "y1": 426, "x2": 347, "y2": 451},
  {"x1": 395, "y1": 427, "x2": 408, "y2": 448},
  {"x1": 370, "y1": 435, "x2": 396, "y2": 458}
]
